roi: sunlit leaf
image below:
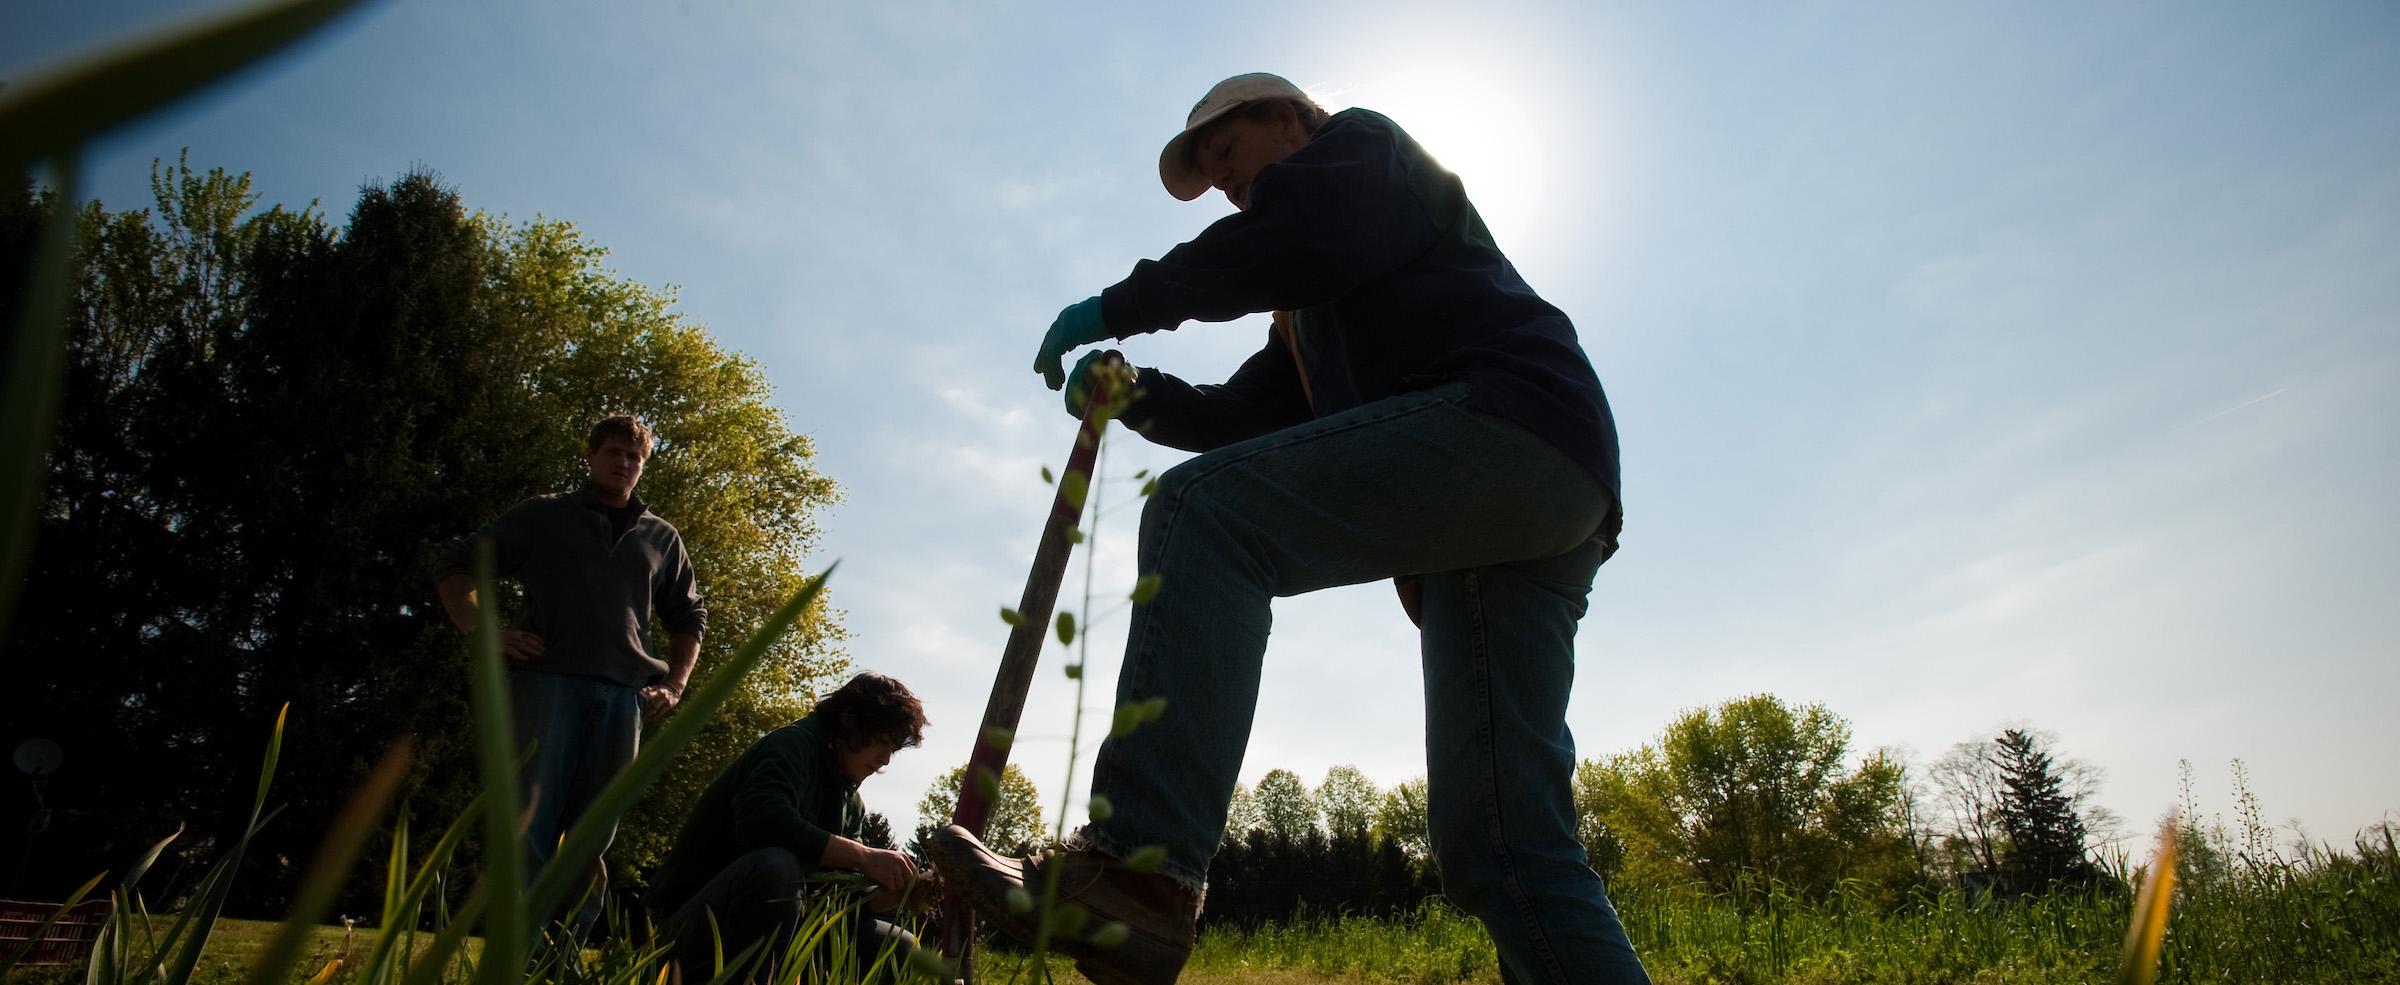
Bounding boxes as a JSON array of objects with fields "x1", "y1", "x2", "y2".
[{"x1": 1128, "y1": 574, "x2": 1162, "y2": 604}]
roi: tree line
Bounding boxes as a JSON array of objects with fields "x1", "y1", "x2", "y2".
[{"x1": 891, "y1": 696, "x2": 2129, "y2": 929}]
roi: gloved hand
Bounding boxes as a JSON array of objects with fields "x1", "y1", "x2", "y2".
[
  {"x1": 1035, "y1": 296, "x2": 1112, "y2": 390},
  {"x1": 1063, "y1": 349, "x2": 1131, "y2": 418}
]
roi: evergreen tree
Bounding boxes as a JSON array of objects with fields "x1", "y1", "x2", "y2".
[{"x1": 1994, "y1": 728, "x2": 2096, "y2": 892}]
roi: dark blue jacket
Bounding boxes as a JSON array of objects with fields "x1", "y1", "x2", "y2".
[{"x1": 1097, "y1": 108, "x2": 1621, "y2": 499}]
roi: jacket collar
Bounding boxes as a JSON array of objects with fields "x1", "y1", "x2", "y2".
[{"x1": 575, "y1": 482, "x2": 649, "y2": 516}]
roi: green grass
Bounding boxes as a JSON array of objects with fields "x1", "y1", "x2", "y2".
[{"x1": 1171, "y1": 829, "x2": 2400, "y2": 985}]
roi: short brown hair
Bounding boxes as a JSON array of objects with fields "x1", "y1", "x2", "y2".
[
  {"x1": 586, "y1": 414, "x2": 655, "y2": 457},
  {"x1": 815, "y1": 672, "x2": 929, "y2": 749}
]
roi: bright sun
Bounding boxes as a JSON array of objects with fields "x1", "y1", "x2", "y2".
[{"x1": 1319, "y1": 68, "x2": 1551, "y2": 245}]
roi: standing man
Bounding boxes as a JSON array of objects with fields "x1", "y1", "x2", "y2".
[
  {"x1": 435, "y1": 414, "x2": 707, "y2": 930},
  {"x1": 934, "y1": 74, "x2": 1647, "y2": 984},
  {"x1": 645, "y1": 672, "x2": 929, "y2": 980}
]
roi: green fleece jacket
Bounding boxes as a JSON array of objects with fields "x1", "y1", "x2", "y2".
[{"x1": 645, "y1": 714, "x2": 865, "y2": 912}]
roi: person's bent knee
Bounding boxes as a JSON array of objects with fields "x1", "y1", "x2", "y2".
[
  {"x1": 1430, "y1": 843, "x2": 1513, "y2": 917},
  {"x1": 1142, "y1": 460, "x2": 1215, "y2": 527},
  {"x1": 747, "y1": 846, "x2": 805, "y2": 881}
]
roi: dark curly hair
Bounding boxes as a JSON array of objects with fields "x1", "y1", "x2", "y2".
[{"x1": 814, "y1": 672, "x2": 928, "y2": 749}]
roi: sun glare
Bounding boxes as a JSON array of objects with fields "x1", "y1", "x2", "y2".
[{"x1": 1321, "y1": 68, "x2": 1552, "y2": 245}]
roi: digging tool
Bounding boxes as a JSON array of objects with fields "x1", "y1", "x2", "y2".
[{"x1": 934, "y1": 352, "x2": 1125, "y2": 980}]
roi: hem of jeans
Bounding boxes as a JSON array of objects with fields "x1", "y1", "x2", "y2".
[{"x1": 1072, "y1": 824, "x2": 1209, "y2": 897}]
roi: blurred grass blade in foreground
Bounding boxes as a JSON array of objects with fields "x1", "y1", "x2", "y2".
[
  {"x1": 466, "y1": 541, "x2": 525, "y2": 985},
  {"x1": 0, "y1": 0, "x2": 378, "y2": 171},
  {"x1": 2116, "y1": 817, "x2": 2180, "y2": 985},
  {"x1": 0, "y1": 158, "x2": 78, "y2": 650}
]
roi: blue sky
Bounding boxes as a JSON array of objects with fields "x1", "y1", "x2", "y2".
[{"x1": 11, "y1": 1, "x2": 2397, "y2": 851}]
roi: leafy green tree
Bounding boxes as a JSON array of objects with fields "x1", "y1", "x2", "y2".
[
  {"x1": 1254, "y1": 768, "x2": 1318, "y2": 844},
  {"x1": 1315, "y1": 765, "x2": 1379, "y2": 838},
  {"x1": 1373, "y1": 776, "x2": 1430, "y2": 861},
  {"x1": 910, "y1": 763, "x2": 1045, "y2": 855},
  {"x1": 1222, "y1": 781, "x2": 1259, "y2": 845},
  {"x1": 1572, "y1": 761, "x2": 1629, "y2": 883},
  {"x1": 1578, "y1": 694, "x2": 1919, "y2": 900}
]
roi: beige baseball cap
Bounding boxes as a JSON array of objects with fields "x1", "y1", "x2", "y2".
[{"x1": 1158, "y1": 72, "x2": 1310, "y2": 201}]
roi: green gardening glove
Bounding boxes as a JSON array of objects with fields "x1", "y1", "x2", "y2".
[
  {"x1": 1063, "y1": 349, "x2": 1131, "y2": 418},
  {"x1": 1035, "y1": 296, "x2": 1112, "y2": 390}
]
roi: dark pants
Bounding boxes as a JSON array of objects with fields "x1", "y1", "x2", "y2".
[
  {"x1": 509, "y1": 670, "x2": 641, "y2": 935},
  {"x1": 657, "y1": 847, "x2": 919, "y2": 981}
]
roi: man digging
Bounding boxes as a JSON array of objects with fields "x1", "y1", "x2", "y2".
[{"x1": 933, "y1": 73, "x2": 1647, "y2": 985}]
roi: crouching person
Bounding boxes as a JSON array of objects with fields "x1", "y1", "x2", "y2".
[{"x1": 645, "y1": 673, "x2": 931, "y2": 980}]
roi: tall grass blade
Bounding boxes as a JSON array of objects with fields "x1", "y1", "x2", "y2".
[
  {"x1": 0, "y1": 870, "x2": 104, "y2": 973},
  {"x1": 693, "y1": 938, "x2": 765, "y2": 985},
  {"x1": 466, "y1": 541, "x2": 524, "y2": 985},
  {"x1": 2116, "y1": 818, "x2": 2180, "y2": 985},
  {"x1": 383, "y1": 810, "x2": 407, "y2": 929},
  {"x1": 134, "y1": 805, "x2": 284, "y2": 984},
  {"x1": 397, "y1": 884, "x2": 487, "y2": 985},
  {"x1": 0, "y1": 0, "x2": 378, "y2": 172},
  {"x1": 0, "y1": 156, "x2": 79, "y2": 648},
  {"x1": 360, "y1": 792, "x2": 485, "y2": 985},
  {"x1": 241, "y1": 738, "x2": 414, "y2": 985},
  {"x1": 156, "y1": 704, "x2": 289, "y2": 985},
  {"x1": 519, "y1": 566, "x2": 835, "y2": 927}
]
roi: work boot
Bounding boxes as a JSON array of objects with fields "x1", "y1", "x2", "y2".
[{"x1": 929, "y1": 824, "x2": 1198, "y2": 985}]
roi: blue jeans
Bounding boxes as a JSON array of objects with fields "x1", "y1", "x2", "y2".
[
  {"x1": 509, "y1": 669, "x2": 640, "y2": 929},
  {"x1": 1081, "y1": 383, "x2": 1648, "y2": 984}
]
